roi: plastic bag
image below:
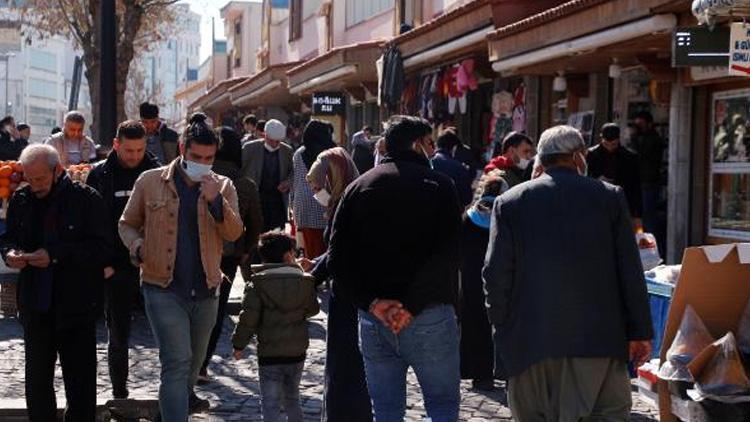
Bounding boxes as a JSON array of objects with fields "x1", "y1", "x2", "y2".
[
  {"x1": 695, "y1": 332, "x2": 750, "y2": 399},
  {"x1": 738, "y1": 300, "x2": 750, "y2": 358},
  {"x1": 659, "y1": 305, "x2": 715, "y2": 381},
  {"x1": 636, "y1": 232, "x2": 662, "y2": 271}
]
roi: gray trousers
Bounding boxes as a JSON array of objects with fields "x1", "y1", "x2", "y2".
[
  {"x1": 259, "y1": 362, "x2": 304, "y2": 422},
  {"x1": 508, "y1": 358, "x2": 632, "y2": 422}
]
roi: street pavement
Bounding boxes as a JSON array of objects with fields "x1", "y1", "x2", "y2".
[{"x1": 0, "y1": 279, "x2": 659, "y2": 421}]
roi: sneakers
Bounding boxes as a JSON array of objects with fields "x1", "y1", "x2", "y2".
[{"x1": 189, "y1": 392, "x2": 211, "y2": 414}]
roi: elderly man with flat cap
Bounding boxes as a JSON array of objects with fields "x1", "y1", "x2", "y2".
[
  {"x1": 483, "y1": 125, "x2": 653, "y2": 422},
  {"x1": 241, "y1": 119, "x2": 293, "y2": 231}
]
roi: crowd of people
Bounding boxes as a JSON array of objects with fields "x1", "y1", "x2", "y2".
[{"x1": 0, "y1": 102, "x2": 659, "y2": 422}]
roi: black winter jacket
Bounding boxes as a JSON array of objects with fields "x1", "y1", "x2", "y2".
[
  {"x1": 0, "y1": 175, "x2": 113, "y2": 329},
  {"x1": 86, "y1": 151, "x2": 161, "y2": 269},
  {"x1": 328, "y1": 150, "x2": 461, "y2": 316}
]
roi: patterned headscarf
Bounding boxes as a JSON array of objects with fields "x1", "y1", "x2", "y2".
[{"x1": 306, "y1": 147, "x2": 359, "y2": 213}]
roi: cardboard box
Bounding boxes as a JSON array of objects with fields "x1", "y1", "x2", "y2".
[{"x1": 658, "y1": 244, "x2": 750, "y2": 421}]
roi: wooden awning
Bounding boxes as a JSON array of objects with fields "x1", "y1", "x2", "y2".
[
  {"x1": 286, "y1": 40, "x2": 384, "y2": 96},
  {"x1": 188, "y1": 77, "x2": 245, "y2": 113},
  {"x1": 487, "y1": 0, "x2": 687, "y2": 74},
  {"x1": 229, "y1": 62, "x2": 302, "y2": 108},
  {"x1": 394, "y1": 0, "x2": 565, "y2": 71}
]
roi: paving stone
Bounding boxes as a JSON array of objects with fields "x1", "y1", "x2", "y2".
[{"x1": 0, "y1": 288, "x2": 659, "y2": 421}]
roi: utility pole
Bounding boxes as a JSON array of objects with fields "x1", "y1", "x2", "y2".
[
  {"x1": 98, "y1": 0, "x2": 117, "y2": 145},
  {"x1": 1, "y1": 53, "x2": 14, "y2": 116}
]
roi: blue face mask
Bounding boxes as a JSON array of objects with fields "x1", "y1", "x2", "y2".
[
  {"x1": 181, "y1": 158, "x2": 212, "y2": 182},
  {"x1": 467, "y1": 196, "x2": 497, "y2": 230}
]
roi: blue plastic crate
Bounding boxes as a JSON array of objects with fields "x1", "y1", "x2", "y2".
[{"x1": 646, "y1": 277, "x2": 673, "y2": 358}]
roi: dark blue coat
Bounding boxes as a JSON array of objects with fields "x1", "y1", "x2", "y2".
[
  {"x1": 482, "y1": 166, "x2": 653, "y2": 377},
  {"x1": 432, "y1": 150, "x2": 472, "y2": 208}
]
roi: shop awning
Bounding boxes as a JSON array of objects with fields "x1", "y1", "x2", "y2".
[
  {"x1": 488, "y1": 0, "x2": 683, "y2": 74},
  {"x1": 188, "y1": 77, "x2": 245, "y2": 113},
  {"x1": 286, "y1": 40, "x2": 384, "y2": 96},
  {"x1": 229, "y1": 62, "x2": 301, "y2": 108},
  {"x1": 394, "y1": 0, "x2": 565, "y2": 71},
  {"x1": 492, "y1": 14, "x2": 677, "y2": 74}
]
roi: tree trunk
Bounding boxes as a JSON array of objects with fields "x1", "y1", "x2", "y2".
[{"x1": 82, "y1": 49, "x2": 100, "y2": 143}]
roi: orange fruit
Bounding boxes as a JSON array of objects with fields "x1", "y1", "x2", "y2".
[
  {"x1": 0, "y1": 187, "x2": 11, "y2": 199},
  {"x1": 0, "y1": 165, "x2": 12, "y2": 178},
  {"x1": 11, "y1": 162, "x2": 22, "y2": 173},
  {"x1": 0, "y1": 178, "x2": 10, "y2": 187}
]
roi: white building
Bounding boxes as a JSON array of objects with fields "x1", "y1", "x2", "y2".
[
  {"x1": 221, "y1": 1, "x2": 263, "y2": 78},
  {"x1": 134, "y1": 2, "x2": 201, "y2": 125},
  {"x1": 0, "y1": 17, "x2": 93, "y2": 142}
]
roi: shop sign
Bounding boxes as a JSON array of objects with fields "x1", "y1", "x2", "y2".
[
  {"x1": 312, "y1": 92, "x2": 345, "y2": 115},
  {"x1": 673, "y1": 26, "x2": 730, "y2": 67},
  {"x1": 730, "y1": 23, "x2": 750, "y2": 76}
]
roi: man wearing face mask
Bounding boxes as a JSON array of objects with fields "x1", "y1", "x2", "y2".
[
  {"x1": 119, "y1": 113, "x2": 243, "y2": 420},
  {"x1": 329, "y1": 115, "x2": 462, "y2": 421},
  {"x1": 0, "y1": 144, "x2": 111, "y2": 421},
  {"x1": 85, "y1": 120, "x2": 161, "y2": 400},
  {"x1": 484, "y1": 132, "x2": 534, "y2": 188},
  {"x1": 241, "y1": 119, "x2": 293, "y2": 231},
  {"x1": 483, "y1": 125, "x2": 652, "y2": 422},
  {"x1": 586, "y1": 123, "x2": 643, "y2": 226}
]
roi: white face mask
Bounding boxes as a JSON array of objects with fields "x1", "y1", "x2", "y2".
[
  {"x1": 517, "y1": 157, "x2": 531, "y2": 170},
  {"x1": 313, "y1": 189, "x2": 331, "y2": 207},
  {"x1": 264, "y1": 142, "x2": 280, "y2": 152},
  {"x1": 181, "y1": 158, "x2": 212, "y2": 182}
]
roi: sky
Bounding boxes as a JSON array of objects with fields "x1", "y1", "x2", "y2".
[{"x1": 182, "y1": 0, "x2": 258, "y2": 62}]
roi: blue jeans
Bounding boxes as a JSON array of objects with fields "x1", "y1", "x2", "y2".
[
  {"x1": 358, "y1": 305, "x2": 461, "y2": 422},
  {"x1": 142, "y1": 286, "x2": 218, "y2": 422},
  {"x1": 259, "y1": 362, "x2": 304, "y2": 422}
]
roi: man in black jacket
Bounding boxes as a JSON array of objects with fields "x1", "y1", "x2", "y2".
[
  {"x1": 586, "y1": 123, "x2": 642, "y2": 226},
  {"x1": 483, "y1": 125, "x2": 652, "y2": 421},
  {"x1": 0, "y1": 144, "x2": 111, "y2": 421},
  {"x1": 86, "y1": 120, "x2": 161, "y2": 399},
  {"x1": 140, "y1": 102, "x2": 179, "y2": 164},
  {"x1": 329, "y1": 115, "x2": 462, "y2": 420}
]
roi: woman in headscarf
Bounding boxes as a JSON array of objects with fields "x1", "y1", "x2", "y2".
[
  {"x1": 290, "y1": 120, "x2": 336, "y2": 259},
  {"x1": 196, "y1": 126, "x2": 263, "y2": 384},
  {"x1": 305, "y1": 147, "x2": 372, "y2": 421},
  {"x1": 460, "y1": 171, "x2": 509, "y2": 391}
]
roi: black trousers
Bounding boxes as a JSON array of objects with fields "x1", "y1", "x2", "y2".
[
  {"x1": 322, "y1": 288, "x2": 373, "y2": 422},
  {"x1": 104, "y1": 266, "x2": 140, "y2": 398},
  {"x1": 23, "y1": 312, "x2": 97, "y2": 422},
  {"x1": 200, "y1": 256, "x2": 240, "y2": 374}
]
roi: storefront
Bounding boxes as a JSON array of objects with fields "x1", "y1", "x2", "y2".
[
  {"x1": 386, "y1": 0, "x2": 563, "y2": 163},
  {"x1": 228, "y1": 62, "x2": 303, "y2": 124},
  {"x1": 188, "y1": 76, "x2": 246, "y2": 127},
  {"x1": 285, "y1": 40, "x2": 383, "y2": 146},
  {"x1": 488, "y1": 0, "x2": 687, "y2": 260}
]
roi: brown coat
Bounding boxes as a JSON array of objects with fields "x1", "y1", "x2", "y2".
[{"x1": 118, "y1": 159, "x2": 244, "y2": 289}]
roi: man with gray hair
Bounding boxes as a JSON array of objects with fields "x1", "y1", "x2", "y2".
[
  {"x1": 45, "y1": 111, "x2": 97, "y2": 166},
  {"x1": 0, "y1": 144, "x2": 111, "y2": 421},
  {"x1": 483, "y1": 125, "x2": 653, "y2": 421}
]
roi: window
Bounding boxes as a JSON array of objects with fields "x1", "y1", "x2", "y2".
[
  {"x1": 28, "y1": 105, "x2": 57, "y2": 127},
  {"x1": 709, "y1": 88, "x2": 750, "y2": 240},
  {"x1": 289, "y1": 0, "x2": 302, "y2": 41},
  {"x1": 29, "y1": 50, "x2": 56, "y2": 72},
  {"x1": 346, "y1": 0, "x2": 391, "y2": 27},
  {"x1": 28, "y1": 78, "x2": 57, "y2": 99},
  {"x1": 235, "y1": 20, "x2": 242, "y2": 35}
]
